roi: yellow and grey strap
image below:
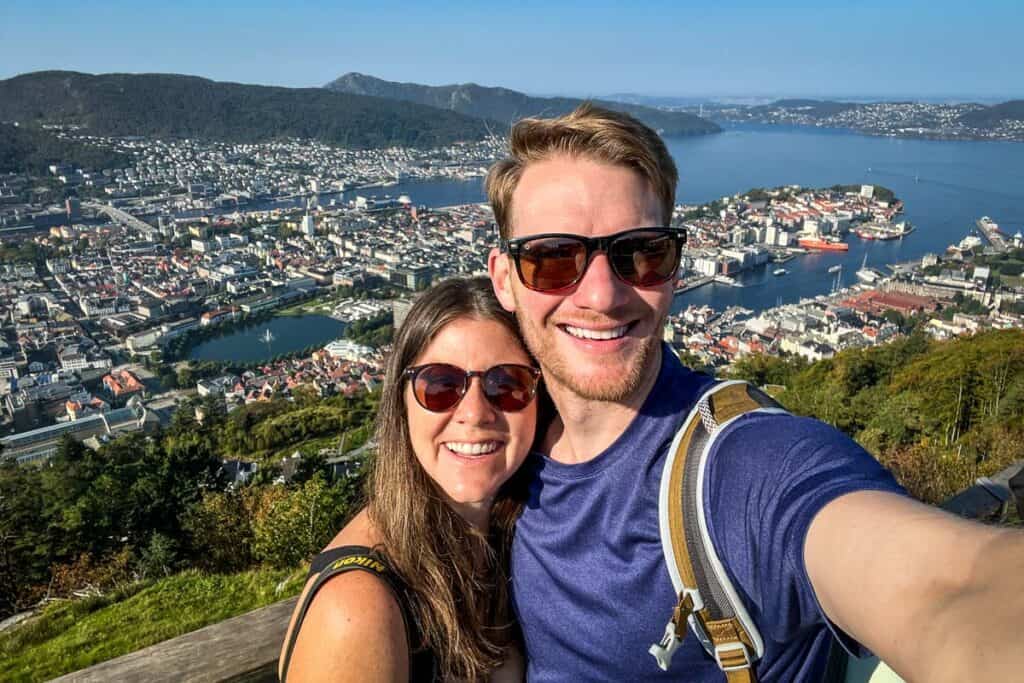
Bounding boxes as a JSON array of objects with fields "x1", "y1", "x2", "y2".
[{"x1": 650, "y1": 381, "x2": 787, "y2": 682}]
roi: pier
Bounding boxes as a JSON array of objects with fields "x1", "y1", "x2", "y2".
[
  {"x1": 674, "y1": 275, "x2": 713, "y2": 294},
  {"x1": 976, "y1": 217, "x2": 1009, "y2": 252}
]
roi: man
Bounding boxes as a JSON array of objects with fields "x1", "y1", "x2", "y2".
[{"x1": 486, "y1": 104, "x2": 1023, "y2": 682}]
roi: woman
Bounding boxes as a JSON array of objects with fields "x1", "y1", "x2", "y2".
[{"x1": 279, "y1": 277, "x2": 542, "y2": 682}]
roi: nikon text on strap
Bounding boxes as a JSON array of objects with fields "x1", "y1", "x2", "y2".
[{"x1": 649, "y1": 380, "x2": 788, "y2": 682}]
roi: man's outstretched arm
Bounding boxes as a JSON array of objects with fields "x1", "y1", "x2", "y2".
[{"x1": 806, "y1": 490, "x2": 1024, "y2": 682}]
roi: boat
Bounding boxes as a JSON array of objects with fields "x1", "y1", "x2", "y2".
[
  {"x1": 854, "y1": 221, "x2": 914, "y2": 241},
  {"x1": 773, "y1": 268, "x2": 787, "y2": 276},
  {"x1": 827, "y1": 265, "x2": 842, "y2": 274},
  {"x1": 855, "y1": 254, "x2": 885, "y2": 285},
  {"x1": 797, "y1": 236, "x2": 850, "y2": 252}
]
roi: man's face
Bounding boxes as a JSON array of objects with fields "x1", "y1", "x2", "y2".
[{"x1": 488, "y1": 154, "x2": 673, "y2": 403}]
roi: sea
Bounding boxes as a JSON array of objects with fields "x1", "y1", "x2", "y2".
[{"x1": 194, "y1": 123, "x2": 1024, "y2": 359}]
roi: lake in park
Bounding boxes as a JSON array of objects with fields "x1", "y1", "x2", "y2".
[{"x1": 187, "y1": 315, "x2": 346, "y2": 363}]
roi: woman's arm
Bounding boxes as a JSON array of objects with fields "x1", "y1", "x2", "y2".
[{"x1": 280, "y1": 569, "x2": 409, "y2": 683}]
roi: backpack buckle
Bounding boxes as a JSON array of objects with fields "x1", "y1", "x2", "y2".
[
  {"x1": 714, "y1": 641, "x2": 752, "y2": 672},
  {"x1": 648, "y1": 591, "x2": 697, "y2": 670}
]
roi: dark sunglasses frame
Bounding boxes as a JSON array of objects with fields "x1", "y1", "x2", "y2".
[
  {"x1": 499, "y1": 227, "x2": 687, "y2": 292},
  {"x1": 404, "y1": 362, "x2": 542, "y2": 413}
]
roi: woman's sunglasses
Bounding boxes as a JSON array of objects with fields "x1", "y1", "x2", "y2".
[
  {"x1": 499, "y1": 227, "x2": 686, "y2": 292},
  {"x1": 404, "y1": 363, "x2": 541, "y2": 413}
]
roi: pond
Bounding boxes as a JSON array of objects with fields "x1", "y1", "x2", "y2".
[{"x1": 187, "y1": 315, "x2": 347, "y2": 363}]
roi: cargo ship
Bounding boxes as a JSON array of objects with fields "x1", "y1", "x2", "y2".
[{"x1": 797, "y1": 236, "x2": 850, "y2": 252}]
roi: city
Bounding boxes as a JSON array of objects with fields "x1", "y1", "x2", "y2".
[{"x1": 2, "y1": 134, "x2": 1022, "y2": 463}]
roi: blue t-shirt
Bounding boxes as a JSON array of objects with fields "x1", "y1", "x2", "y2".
[{"x1": 511, "y1": 346, "x2": 906, "y2": 682}]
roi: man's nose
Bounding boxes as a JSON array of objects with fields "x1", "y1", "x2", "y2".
[{"x1": 570, "y1": 252, "x2": 632, "y2": 311}]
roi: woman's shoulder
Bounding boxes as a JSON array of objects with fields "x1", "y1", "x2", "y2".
[{"x1": 281, "y1": 509, "x2": 409, "y2": 682}]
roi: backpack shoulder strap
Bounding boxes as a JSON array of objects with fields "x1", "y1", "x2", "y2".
[{"x1": 649, "y1": 380, "x2": 788, "y2": 682}]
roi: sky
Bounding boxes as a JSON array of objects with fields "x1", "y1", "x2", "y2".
[{"x1": 1, "y1": 0, "x2": 1021, "y2": 101}]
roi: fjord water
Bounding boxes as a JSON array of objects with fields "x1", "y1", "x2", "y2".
[
  {"x1": 301, "y1": 123, "x2": 1024, "y2": 313},
  {"x1": 668, "y1": 123, "x2": 1024, "y2": 311}
]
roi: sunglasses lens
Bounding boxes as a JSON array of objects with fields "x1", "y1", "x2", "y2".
[
  {"x1": 484, "y1": 364, "x2": 538, "y2": 412},
  {"x1": 413, "y1": 364, "x2": 465, "y2": 412},
  {"x1": 610, "y1": 231, "x2": 679, "y2": 287},
  {"x1": 518, "y1": 236, "x2": 587, "y2": 291}
]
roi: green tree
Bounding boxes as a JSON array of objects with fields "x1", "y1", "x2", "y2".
[{"x1": 252, "y1": 474, "x2": 358, "y2": 569}]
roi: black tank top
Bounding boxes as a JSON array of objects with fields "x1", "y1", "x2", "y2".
[{"x1": 279, "y1": 545, "x2": 439, "y2": 682}]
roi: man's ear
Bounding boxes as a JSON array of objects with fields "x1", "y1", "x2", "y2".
[{"x1": 487, "y1": 247, "x2": 517, "y2": 312}]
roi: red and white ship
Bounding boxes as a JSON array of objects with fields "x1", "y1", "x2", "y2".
[{"x1": 797, "y1": 236, "x2": 850, "y2": 252}]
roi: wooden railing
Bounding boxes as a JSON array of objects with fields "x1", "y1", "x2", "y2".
[
  {"x1": 48, "y1": 461, "x2": 1024, "y2": 682},
  {"x1": 49, "y1": 597, "x2": 298, "y2": 682}
]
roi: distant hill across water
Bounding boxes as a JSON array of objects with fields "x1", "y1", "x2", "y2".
[
  {"x1": 0, "y1": 71, "x2": 490, "y2": 149},
  {"x1": 957, "y1": 100, "x2": 1024, "y2": 126},
  {"x1": 748, "y1": 98, "x2": 1024, "y2": 127},
  {"x1": 324, "y1": 73, "x2": 722, "y2": 137}
]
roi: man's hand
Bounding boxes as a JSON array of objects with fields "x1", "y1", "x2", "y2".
[{"x1": 805, "y1": 490, "x2": 1024, "y2": 682}]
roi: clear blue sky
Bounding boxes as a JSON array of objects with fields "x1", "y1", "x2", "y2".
[{"x1": 1, "y1": 0, "x2": 1020, "y2": 100}]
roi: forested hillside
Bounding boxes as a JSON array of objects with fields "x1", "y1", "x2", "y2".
[
  {"x1": 0, "y1": 123, "x2": 130, "y2": 174},
  {"x1": 0, "y1": 71, "x2": 490, "y2": 148},
  {"x1": 730, "y1": 328, "x2": 1024, "y2": 503}
]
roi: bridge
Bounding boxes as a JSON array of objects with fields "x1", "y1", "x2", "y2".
[{"x1": 86, "y1": 201, "x2": 159, "y2": 237}]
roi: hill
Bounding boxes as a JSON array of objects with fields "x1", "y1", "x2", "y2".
[
  {"x1": 729, "y1": 328, "x2": 1024, "y2": 503},
  {"x1": 0, "y1": 71, "x2": 490, "y2": 149},
  {"x1": 0, "y1": 123, "x2": 131, "y2": 174},
  {"x1": 957, "y1": 100, "x2": 1024, "y2": 126},
  {"x1": 324, "y1": 73, "x2": 721, "y2": 137},
  {"x1": 756, "y1": 99, "x2": 859, "y2": 117}
]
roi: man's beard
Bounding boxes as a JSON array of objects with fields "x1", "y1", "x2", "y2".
[{"x1": 514, "y1": 306, "x2": 665, "y2": 403}]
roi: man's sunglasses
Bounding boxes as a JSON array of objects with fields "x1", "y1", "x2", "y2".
[
  {"x1": 404, "y1": 363, "x2": 541, "y2": 413},
  {"x1": 499, "y1": 227, "x2": 686, "y2": 293}
]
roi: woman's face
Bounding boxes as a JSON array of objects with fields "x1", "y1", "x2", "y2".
[{"x1": 404, "y1": 316, "x2": 538, "y2": 527}]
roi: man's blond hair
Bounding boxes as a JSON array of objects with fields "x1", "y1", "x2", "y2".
[{"x1": 486, "y1": 102, "x2": 678, "y2": 239}]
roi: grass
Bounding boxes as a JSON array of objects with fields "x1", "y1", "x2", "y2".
[
  {"x1": 0, "y1": 566, "x2": 308, "y2": 682},
  {"x1": 275, "y1": 294, "x2": 340, "y2": 317}
]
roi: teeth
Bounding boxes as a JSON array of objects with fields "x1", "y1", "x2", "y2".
[
  {"x1": 563, "y1": 324, "x2": 629, "y2": 341},
  {"x1": 444, "y1": 441, "x2": 500, "y2": 456}
]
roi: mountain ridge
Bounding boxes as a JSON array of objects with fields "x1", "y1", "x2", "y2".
[{"x1": 324, "y1": 72, "x2": 721, "y2": 137}]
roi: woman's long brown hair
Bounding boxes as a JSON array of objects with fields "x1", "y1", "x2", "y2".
[{"x1": 369, "y1": 276, "x2": 535, "y2": 681}]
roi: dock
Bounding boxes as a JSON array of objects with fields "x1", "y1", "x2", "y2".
[
  {"x1": 976, "y1": 217, "x2": 1009, "y2": 252},
  {"x1": 674, "y1": 275, "x2": 713, "y2": 294}
]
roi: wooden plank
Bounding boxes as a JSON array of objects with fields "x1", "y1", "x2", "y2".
[{"x1": 49, "y1": 597, "x2": 298, "y2": 683}]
